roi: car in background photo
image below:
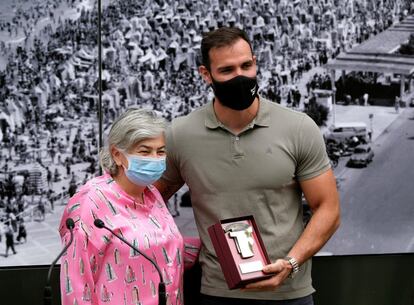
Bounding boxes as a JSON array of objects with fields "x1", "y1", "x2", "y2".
[
  {"x1": 325, "y1": 121, "x2": 369, "y2": 145},
  {"x1": 346, "y1": 144, "x2": 374, "y2": 168}
]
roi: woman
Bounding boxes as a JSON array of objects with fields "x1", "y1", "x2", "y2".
[{"x1": 59, "y1": 108, "x2": 198, "y2": 305}]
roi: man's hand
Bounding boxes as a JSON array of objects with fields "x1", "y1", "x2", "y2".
[{"x1": 242, "y1": 259, "x2": 292, "y2": 291}]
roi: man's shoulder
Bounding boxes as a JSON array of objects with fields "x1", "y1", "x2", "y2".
[
  {"x1": 261, "y1": 98, "x2": 307, "y2": 122},
  {"x1": 171, "y1": 103, "x2": 210, "y2": 130}
]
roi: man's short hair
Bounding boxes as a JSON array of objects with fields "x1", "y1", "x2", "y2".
[{"x1": 200, "y1": 27, "x2": 253, "y2": 70}]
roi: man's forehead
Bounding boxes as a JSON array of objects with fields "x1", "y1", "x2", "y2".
[
  {"x1": 209, "y1": 40, "x2": 253, "y2": 67},
  {"x1": 209, "y1": 38, "x2": 251, "y2": 54}
]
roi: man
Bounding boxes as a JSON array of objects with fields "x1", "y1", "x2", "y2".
[
  {"x1": 155, "y1": 27, "x2": 340, "y2": 305},
  {"x1": 5, "y1": 224, "x2": 17, "y2": 257}
]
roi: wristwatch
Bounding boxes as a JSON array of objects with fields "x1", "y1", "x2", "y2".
[{"x1": 285, "y1": 256, "x2": 300, "y2": 278}]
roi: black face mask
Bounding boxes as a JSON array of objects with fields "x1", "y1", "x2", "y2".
[{"x1": 211, "y1": 75, "x2": 259, "y2": 111}]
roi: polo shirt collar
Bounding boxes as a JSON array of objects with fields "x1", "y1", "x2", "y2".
[
  {"x1": 253, "y1": 97, "x2": 271, "y2": 127},
  {"x1": 204, "y1": 96, "x2": 271, "y2": 129},
  {"x1": 205, "y1": 100, "x2": 221, "y2": 129}
]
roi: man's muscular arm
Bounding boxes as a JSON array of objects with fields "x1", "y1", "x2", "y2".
[
  {"x1": 244, "y1": 169, "x2": 340, "y2": 291},
  {"x1": 154, "y1": 177, "x2": 184, "y2": 202}
]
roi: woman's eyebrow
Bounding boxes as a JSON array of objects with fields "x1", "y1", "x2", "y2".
[
  {"x1": 136, "y1": 145, "x2": 152, "y2": 149},
  {"x1": 136, "y1": 145, "x2": 166, "y2": 150}
]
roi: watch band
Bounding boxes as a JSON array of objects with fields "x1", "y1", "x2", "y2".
[{"x1": 285, "y1": 256, "x2": 299, "y2": 278}]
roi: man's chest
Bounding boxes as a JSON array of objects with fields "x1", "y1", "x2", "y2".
[{"x1": 178, "y1": 130, "x2": 297, "y2": 193}]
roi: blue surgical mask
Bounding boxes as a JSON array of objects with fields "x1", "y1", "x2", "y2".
[{"x1": 123, "y1": 154, "x2": 166, "y2": 186}]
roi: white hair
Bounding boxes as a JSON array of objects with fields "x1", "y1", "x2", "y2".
[{"x1": 99, "y1": 108, "x2": 167, "y2": 175}]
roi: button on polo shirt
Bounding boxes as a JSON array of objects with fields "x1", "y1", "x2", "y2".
[
  {"x1": 163, "y1": 98, "x2": 330, "y2": 300},
  {"x1": 231, "y1": 135, "x2": 243, "y2": 159}
]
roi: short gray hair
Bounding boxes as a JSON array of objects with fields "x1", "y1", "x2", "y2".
[{"x1": 99, "y1": 108, "x2": 167, "y2": 175}]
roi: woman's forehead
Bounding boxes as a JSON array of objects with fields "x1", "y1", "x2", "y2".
[{"x1": 130, "y1": 135, "x2": 165, "y2": 150}]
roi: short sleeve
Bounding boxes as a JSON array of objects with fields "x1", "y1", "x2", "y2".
[
  {"x1": 162, "y1": 125, "x2": 185, "y2": 185},
  {"x1": 295, "y1": 114, "x2": 331, "y2": 181}
]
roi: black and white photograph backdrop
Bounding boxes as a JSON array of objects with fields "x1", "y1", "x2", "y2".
[{"x1": 1, "y1": 0, "x2": 414, "y2": 267}]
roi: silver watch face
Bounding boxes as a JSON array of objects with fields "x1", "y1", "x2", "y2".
[{"x1": 285, "y1": 257, "x2": 299, "y2": 278}]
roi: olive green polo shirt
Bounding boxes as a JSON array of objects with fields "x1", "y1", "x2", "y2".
[{"x1": 163, "y1": 98, "x2": 330, "y2": 300}]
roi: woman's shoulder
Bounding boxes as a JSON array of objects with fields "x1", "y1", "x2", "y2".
[
  {"x1": 67, "y1": 176, "x2": 105, "y2": 206},
  {"x1": 59, "y1": 175, "x2": 111, "y2": 237}
]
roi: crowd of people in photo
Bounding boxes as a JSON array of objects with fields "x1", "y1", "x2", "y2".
[
  {"x1": 1, "y1": 0, "x2": 413, "y2": 256},
  {"x1": 0, "y1": 0, "x2": 81, "y2": 40}
]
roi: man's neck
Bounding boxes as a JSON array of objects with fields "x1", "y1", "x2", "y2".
[{"x1": 213, "y1": 97, "x2": 260, "y2": 135}]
